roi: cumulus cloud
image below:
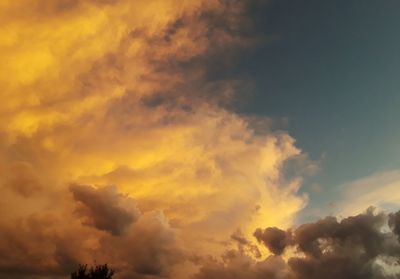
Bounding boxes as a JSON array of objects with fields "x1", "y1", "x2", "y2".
[
  {"x1": 0, "y1": 0, "x2": 310, "y2": 278},
  {"x1": 253, "y1": 227, "x2": 292, "y2": 256},
  {"x1": 0, "y1": 185, "x2": 185, "y2": 279},
  {"x1": 389, "y1": 211, "x2": 400, "y2": 240},
  {"x1": 195, "y1": 208, "x2": 400, "y2": 279},
  {"x1": 70, "y1": 184, "x2": 140, "y2": 235}
]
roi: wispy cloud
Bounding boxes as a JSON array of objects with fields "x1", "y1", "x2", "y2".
[{"x1": 335, "y1": 170, "x2": 400, "y2": 217}]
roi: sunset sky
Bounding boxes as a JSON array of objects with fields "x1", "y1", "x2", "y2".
[{"x1": 1, "y1": 1, "x2": 400, "y2": 279}]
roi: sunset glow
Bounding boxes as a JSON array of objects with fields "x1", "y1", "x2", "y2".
[{"x1": 1, "y1": 1, "x2": 400, "y2": 279}]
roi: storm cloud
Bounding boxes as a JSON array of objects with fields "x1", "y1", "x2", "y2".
[
  {"x1": 0, "y1": 0, "x2": 324, "y2": 278},
  {"x1": 195, "y1": 208, "x2": 400, "y2": 279}
]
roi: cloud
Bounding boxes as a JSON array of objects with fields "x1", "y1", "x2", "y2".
[
  {"x1": 0, "y1": 0, "x2": 311, "y2": 278},
  {"x1": 283, "y1": 208, "x2": 400, "y2": 279},
  {"x1": 389, "y1": 211, "x2": 400, "y2": 240},
  {"x1": 253, "y1": 227, "x2": 292, "y2": 256},
  {"x1": 2, "y1": 161, "x2": 43, "y2": 197},
  {"x1": 194, "y1": 253, "x2": 288, "y2": 279},
  {"x1": 335, "y1": 170, "x2": 400, "y2": 217},
  {"x1": 195, "y1": 208, "x2": 400, "y2": 279},
  {"x1": 106, "y1": 211, "x2": 185, "y2": 279},
  {"x1": 70, "y1": 184, "x2": 140, "y2": 235},
  {"x1": 0, "y1": 186, "x2": 185, "y2": 279}
]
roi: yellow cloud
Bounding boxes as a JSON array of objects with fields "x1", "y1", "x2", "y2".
[{"x1": 0, "y1": 1, "x2": 309, "y2": 278}]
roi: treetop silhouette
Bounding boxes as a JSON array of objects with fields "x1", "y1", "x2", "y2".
[{"x1": 71, "y1": 264, "x2": 114, "y2": 279}]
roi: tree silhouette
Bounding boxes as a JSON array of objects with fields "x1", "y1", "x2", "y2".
[{"x1": 71, "y1": 264, "x2": 114, "y2": 279}]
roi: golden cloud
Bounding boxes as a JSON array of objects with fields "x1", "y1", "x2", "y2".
[{"x1": 0, "y1": 1, "x2": 308, "y2": 278}]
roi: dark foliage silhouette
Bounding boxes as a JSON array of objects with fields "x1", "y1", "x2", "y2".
[{"x1": 71, "y1": 264, "x2": 114, "y2": 279}]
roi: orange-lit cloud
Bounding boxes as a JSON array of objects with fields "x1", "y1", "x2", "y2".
[{"x1": 0, "y1": 1, "x2": 309, "y2": 278}]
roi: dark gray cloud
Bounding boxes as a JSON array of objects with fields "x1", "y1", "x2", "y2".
[
  {"x1": 389, "y1": 211, "x2": 400, "y2": 240},
  {"x1": 194, "y1": 208, "x2": 400, "y2": 279},
  {"x1": 70, "y1": 184, "x2": 140, "y2": 236},
  {"x1": 253, "y1": 227, "x2": 291, "y2": 256},
  {"x1": 281, "y1": 208, "x2": 400, "y2": 279}
]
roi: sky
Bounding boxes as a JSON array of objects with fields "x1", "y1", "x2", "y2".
[
  {"x1": 0, "y1": 1, "x2": 400, "y2": 279},
  {"x1": 234, "y1": 0, "x2": 400, "y2": 221}
]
